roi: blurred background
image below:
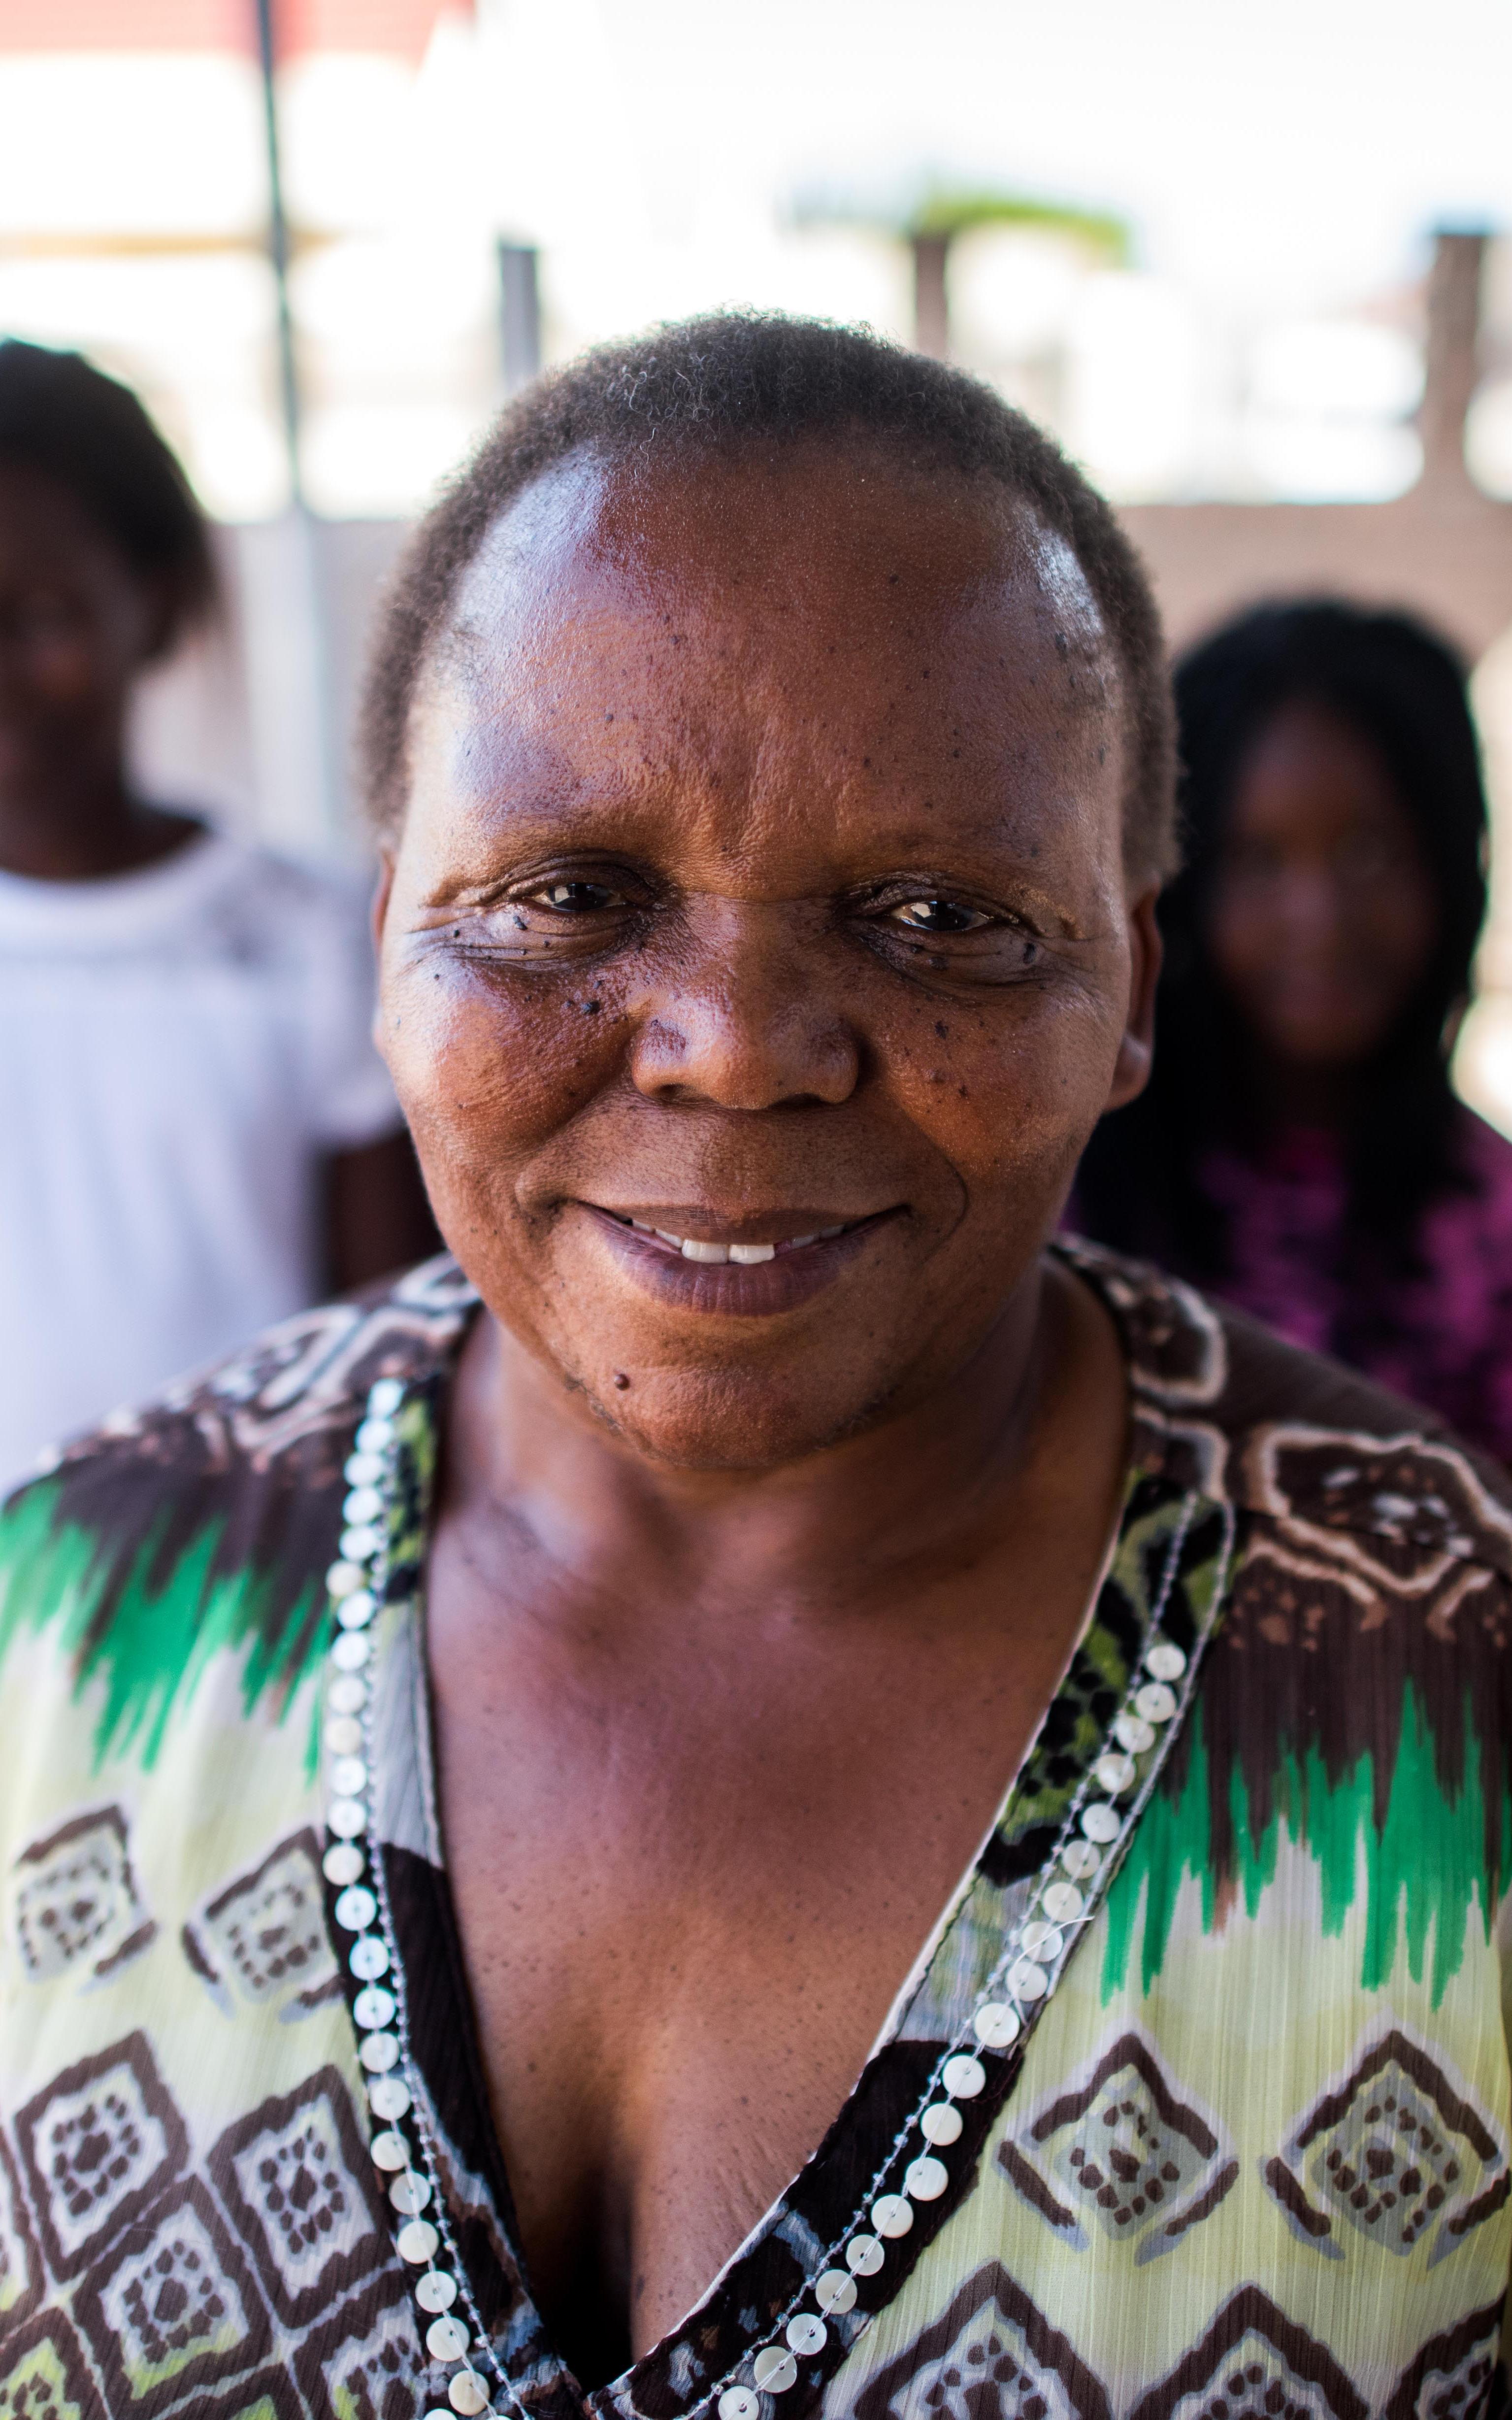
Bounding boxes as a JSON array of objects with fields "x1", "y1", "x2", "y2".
[{"x1": 7, "y1": 0, "x2": 1512, "y2": 1114}]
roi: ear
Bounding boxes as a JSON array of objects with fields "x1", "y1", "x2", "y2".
[{"x1": 1104, "y1": 883, "x2": 1162, "y2": 1111}]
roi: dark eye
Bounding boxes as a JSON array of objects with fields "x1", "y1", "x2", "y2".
[
  {"x1": 526, "y1": 879, "x2": 626, "y2": 913},
  {"x1": 887, "y1": 897, "x2": 990, "y2": 934}
]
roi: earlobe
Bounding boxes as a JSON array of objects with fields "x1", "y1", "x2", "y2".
[{"x1": 1106, "y1": 884, "x2": 1163, "y2": 1111}]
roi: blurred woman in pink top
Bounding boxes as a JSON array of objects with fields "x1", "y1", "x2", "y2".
[{"x1": 1075, "y1": 597, "x2": 1512, "y2": 1459}]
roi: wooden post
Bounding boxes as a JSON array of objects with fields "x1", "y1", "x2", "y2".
[
  {"x1": 1419, "y1": 230, "x2": 1486, "y2": 490},
  {"x1": 912, "y1": 233, "x2": 950, "y2": 361}
]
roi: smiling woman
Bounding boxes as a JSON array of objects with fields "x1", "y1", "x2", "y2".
[{"x1": 0, "y1": 318, "x2": 1511, "y2": 2420}]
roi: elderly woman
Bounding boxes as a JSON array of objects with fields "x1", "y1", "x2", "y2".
[{"x1": 0, "y1": 319, "x2": 1507, "y2": 2420}]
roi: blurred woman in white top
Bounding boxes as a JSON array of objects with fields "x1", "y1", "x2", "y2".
[{"x1": 0, "y1": 339, "x2": 435, "y2": 1486}]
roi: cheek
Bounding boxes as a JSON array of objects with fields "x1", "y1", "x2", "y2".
[
  {"x1": 379, "y1": 957, "x2": 626, "y2": 1177},
  {"x1": 21, "y1": 635, "x2": 101, "y2": 707},
  {"x1": 1205, "y1": 886, "x2": 1263, "y2": 987},
  {"x1": 877, "y1": 978, "x2": 1125, "y2": 1195},
  {"x1": 1366, "y1": 882, "x2": 1439, "y2": 978}
]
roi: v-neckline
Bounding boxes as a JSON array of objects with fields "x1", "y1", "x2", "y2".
[{"x1": 338, "y1": 1248, "x2": 1237, "y2": 2420}]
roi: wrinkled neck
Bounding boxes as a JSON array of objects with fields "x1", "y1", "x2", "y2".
[{"x1": 442, "y1": 1259, "x2": 1082, "y2": 1622}]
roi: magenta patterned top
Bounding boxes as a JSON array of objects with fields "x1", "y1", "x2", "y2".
[{"x1": 1197, "y1": 1105, "x2": 1512, "y2": 1462}]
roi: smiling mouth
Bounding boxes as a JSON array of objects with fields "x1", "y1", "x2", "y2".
[
  {"x1": 581, "y1": 1205, "x2": 893, "y2": 1316},
  {"x1": 601, "y1": 1214, "x2": 865, "y2": 1265}
]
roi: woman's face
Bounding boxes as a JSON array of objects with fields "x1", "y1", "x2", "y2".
[
  {"x1": 1206, "y1": 698, "x2": 1439, "y2": 1072},
  {"x1": 377, "y1": 442, "x2": 1158, "y2": 1471},
  {"x1": 0, "y1": 463, "x2": 160, "y2": 804}
]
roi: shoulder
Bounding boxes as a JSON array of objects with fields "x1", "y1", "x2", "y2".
[
  {"x1": 0, "y1": 1256, "x2": 477, "y2": 1771},
  {"x1": 1064, "y1": 1247, "x2": 1512, "y2": 2059},
  {"x1": 1058, "y1": 1233, "x2": 1512, "y2": 1581}
]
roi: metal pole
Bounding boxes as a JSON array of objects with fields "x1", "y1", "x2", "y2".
[
  {"x1": 249, "y1": 0, "x2": 342, "y2": 847},
  {"x1": 253, "y1": 0, "x2": 303, "y2": 505},
  {"x1": 498, "y1": 241, "x2": 542, "y2": 396}
]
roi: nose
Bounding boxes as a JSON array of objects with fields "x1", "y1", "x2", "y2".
[
  {"x1": 1276, "y1": 865, "x2": 1348, "y2": 950},
  {"x1": 627, "y1": 900, "x2": 860, "y2": 1110}
]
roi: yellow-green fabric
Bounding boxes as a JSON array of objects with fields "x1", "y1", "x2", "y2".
[{"x1": 0, "y1": 1246, "x2": 1506, "y2": 2420}]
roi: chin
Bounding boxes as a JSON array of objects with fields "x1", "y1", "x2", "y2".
[{"x1": 578, "y1": 1361, "x2": 903, "y2": 1472}]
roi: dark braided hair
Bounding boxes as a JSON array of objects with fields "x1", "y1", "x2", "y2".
[
  {"x1": 0, "y1": 339, "x2": 215, "y2": 650},
  {"x1": 1076, "y1": 598, "x2": 1489, "y2": 1288},
  {"x1": 359, "y1": 310, "x2": 1176, "y2": 879}
]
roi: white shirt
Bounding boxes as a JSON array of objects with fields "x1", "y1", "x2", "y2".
[{"x1": 0, "y1": 829, "x2": 402, "y2": 1485}]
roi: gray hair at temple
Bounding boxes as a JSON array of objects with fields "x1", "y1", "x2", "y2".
[{"x1": 359, "y1": 310, "x2": 1177, "y2": 882}]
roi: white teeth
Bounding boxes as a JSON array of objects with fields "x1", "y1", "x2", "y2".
[{"x1": 625, "y1": 1220, "x2": 847, "y2": 1261}]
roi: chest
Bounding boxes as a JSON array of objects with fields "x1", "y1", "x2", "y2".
[
  {"x1": 426, "y1": 1556, "x2": 1082, "y2": 2374},
  {"x1": 0, "y1": 945, "x2": 312, "y2": 1139}
]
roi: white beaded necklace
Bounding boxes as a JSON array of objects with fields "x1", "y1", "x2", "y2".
[{"x1": 321, "y1": 1378, "x2": 1213, "y2": 2420}]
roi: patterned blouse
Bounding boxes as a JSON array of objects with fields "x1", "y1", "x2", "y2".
[{"x1": 0, "y1": 1243, "x2": 1509, "y2": 2420}]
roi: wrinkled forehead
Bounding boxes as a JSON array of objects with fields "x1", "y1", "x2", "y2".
[{"x1": 432, "y1": 440, "x2": 1114, "y2": 708}]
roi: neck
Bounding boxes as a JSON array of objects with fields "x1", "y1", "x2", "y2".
[
  {"x1": 1244, "y1": 1052, "x2": 1358, "y2": 1136},
  {"x1": 0, "y1": 755, "x2": 198, "y2": 881},
  {"x1": 444, "y1": 1255, "x2": 1114, "y2": 1624}
]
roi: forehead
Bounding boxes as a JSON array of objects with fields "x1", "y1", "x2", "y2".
[
  {"x1": 1232, "y1": 700, "x2": 1405, "y2": 820},
  {"x1": 0, "y1": 460, "x2": 123, "y2": 579},
  {"x1": 447, "y1": 439, "x2": 1107, "y2": 673},
  {"x1": 413, "y1": 442, "x2": 1122, "y2": 876}
]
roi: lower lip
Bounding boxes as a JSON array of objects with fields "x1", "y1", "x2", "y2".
[{"x1": 580, "y1": 1208, "x2": 888, "y2": 1315}]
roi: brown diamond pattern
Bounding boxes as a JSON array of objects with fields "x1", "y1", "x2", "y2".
[
  {"x1": 1126, "y1": 2288, "x2": 1368, "y2": 2420},
  {"x1": 10, "y1": 1809, "x2": 155, "y2": 1988},
  {"x1": 293, "y1": 2270, "x2": 427, "y2": 2420},
  {"x1": 0, "y1": 2310, "x2": 100, "y2": 2420},
  {"x1": 1000, "y1": 2031, "x2": 1237, "y2": 2262},
  {"x1": 1264, "y1": 2029, "x2": 1509, "y2": 2261},
  {"x1": 211, "y1": 2067, "x2": 387, "y2": 2329},
  {"x1": 853, "y1": 2262, "x2": 1112, "y2": 2420},
  {"x1": 1383, "y1": 2303, "x2": 1505, "y2": 2420},
  {"x1": 74, "y1": 2178, "x2": 269, "y2": 2412},
  {"x1": 181, "y1": 1829, "x2": 339, "y2": 2019},
  {"x1": 15, "y1": 2035, "x2": 188, "y2": 2283}
]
